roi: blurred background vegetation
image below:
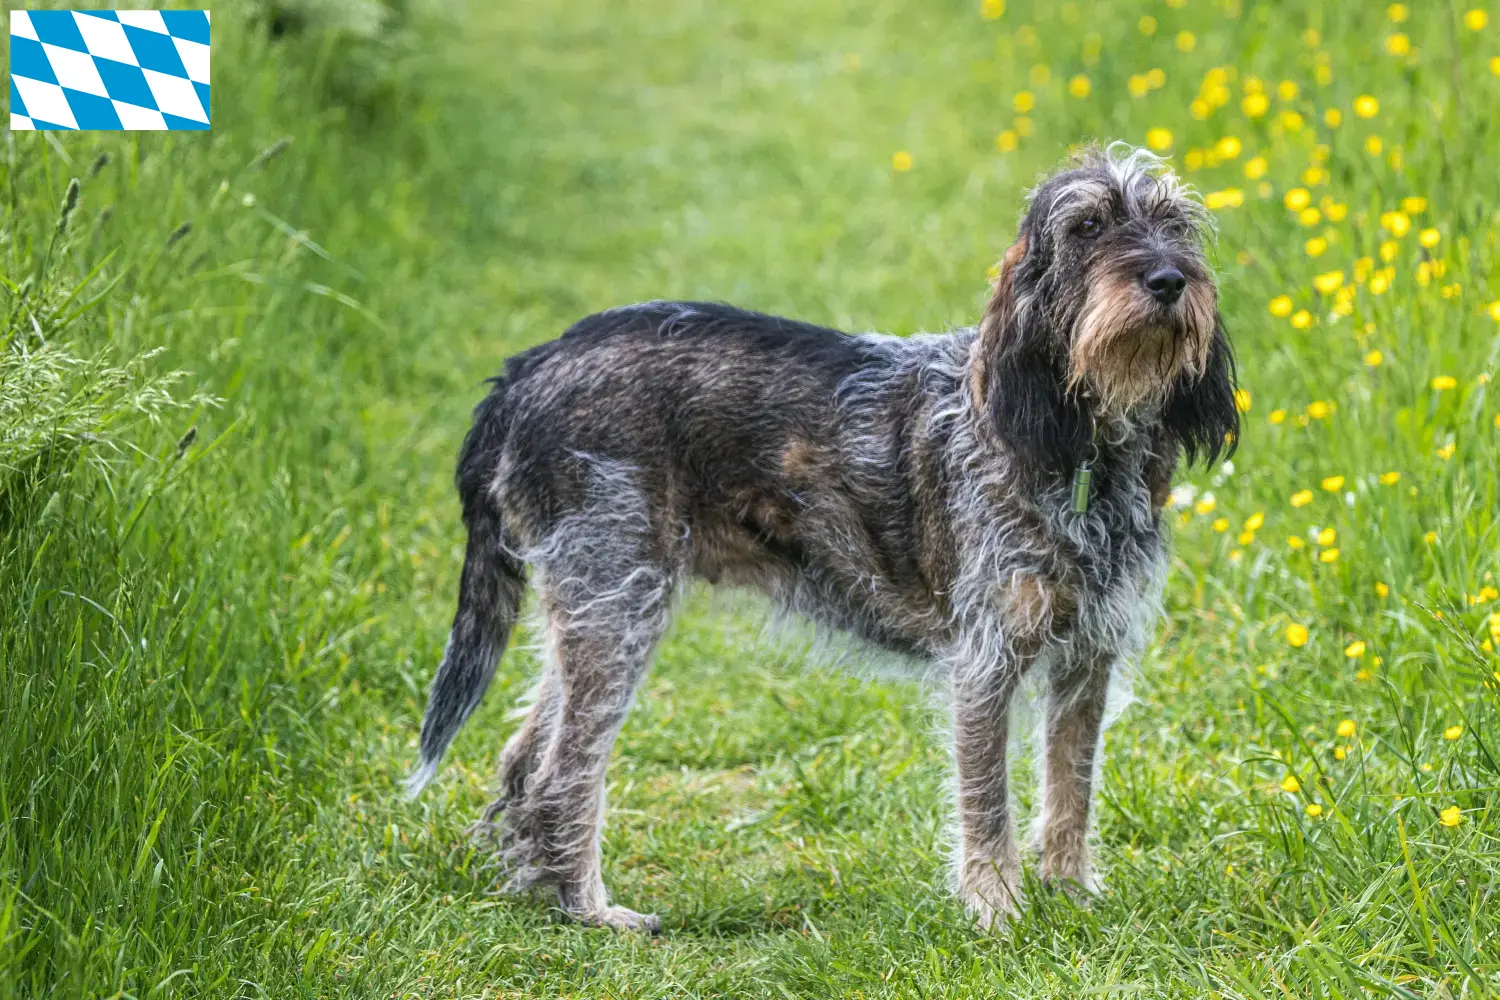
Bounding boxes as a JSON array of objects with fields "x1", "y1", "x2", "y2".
[{"x1": 1, "y1": 0, "x2": 1498, "y2": 996}]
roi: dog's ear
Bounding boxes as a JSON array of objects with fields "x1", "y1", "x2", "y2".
[
  {"x1": 971, "y1": 235, "x2": 1089, "y2": 477},
  {"x1": 1162, "y1": 313, "x2": 1239, "y2": 466}
]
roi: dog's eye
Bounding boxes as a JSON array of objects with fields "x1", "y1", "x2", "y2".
[{"x1": 1077, "y1": 216, "x2": 1103, "y2": 237}]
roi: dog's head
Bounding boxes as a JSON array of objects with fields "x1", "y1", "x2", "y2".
[{"x1": 974, "y1": 143, "x2": 1238, "y2": 476}]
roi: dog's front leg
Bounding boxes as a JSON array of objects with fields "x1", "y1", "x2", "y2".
[
  {"x1": 950, "y1": 658, "x2": 1025, "y2": 930},
  {"x1": 1034, "y1": 651, "x2": 1111, "y2": 895}
]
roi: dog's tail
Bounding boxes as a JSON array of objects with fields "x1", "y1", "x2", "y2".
[{"x1": 403, "y1": 381, "x2": 527, "y2": 798}]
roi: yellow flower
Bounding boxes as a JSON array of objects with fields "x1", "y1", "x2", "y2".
[
  {"x1": 1365, "y1": 350, "x2": 1384, "y2": 366},
  {"x1": 1243, "y1": 92, "x2": 1270, "y2": 118},
  {"x1": 1283, "y1": 188, "x2": 1312, "y2": 211},
  {"x1": 1013, "y1": 90, "x2": 1035, "y2": 113},
  {"x1": 1337, "y1": 718, "x2": 1357, "y2": 736},
  {"x1": 1177, "y1": 30, "x2": 1196, "y2": 51},
  {"x1": 1313, "y1": 271, "x2": 1344, "y2": 295},
  {"x1": 1195, "y1": 495, "x2": 1217, "y2": 515},
  {"x1": 1305, "y1": 802, "x2": 1323, "y2": 817},
  {"x1": 1385, "y1": 33, "x2": 1411, "y2": 55},
  {"x1": 1299, "y1": 207, "x2": 1322, "y2": 226},
  {"x1": 1379, "y1": 471, "x2": 1401, "y2": 485},
  {"x1": 1213, "y1": 517, "x2": 1230, "y2": 532},
  {"x1": 1431, "y1": 375, "x2": 1458, "y2": 390},
  {"x1": 1321, "y1": 476, "x2": 1345, "y2": 493},
  {"x1": 1269, "y1": 295, "x2": 1294, "y2": 317},
  {"x1": 1237, "y1": 530, "x2": 1255, "y2": 545},
  {"x1": 1439, "y1": 806, "x2": 1463, "y2": 827},
  {"x1": 1489, "y1": 300, "x2": 1500, "y2": 321},
  {"x1": 1354, "y1": 95, "x2": 1380, "y2": 119},
  {"x1": 1307, "y1": 400, "x2": 1331, "y2": 419},
  {"x1": 1234, "y1": 388, "x2": 1253, "y2": 412},
  {"x1": 1304, "y1": 238, "x2": 1327, "y2": 258},
  {"x1": 1334, "y1": 746, "x2": 1347, "y2": 761},
  {"x1": 1323, "y1": 108, "x2": 1342, "y2": 127},
  {"x1": 1291, "y1": 309, "x2": 1313, "y2": 328},
  {"x1": 980, "y1": 0, "x2": 1006, "y2": 17},
  {"x1": 1269, "y1": 409, "x2": 1287, "y2": 424},
  {"x1": 1401, "y1": 196, "x2": 1428, "y2": 214},
  {"x1": 1445, "y1": 724, "x2": 1463, "y2": 740},
  {"x1": 1206, "y1": 188, "x2": 1246, "y2": 210},
  {"x1": 1381, "y1": 211, "x2": 1412, "y2": 237},
  {"x1": 1290, "y1": 489, "x2": 1314, "y2": 507},
  {"x1": 1389, "y1": 2, "x2": 1409, "y2": 20},
  {"x1": 1376, "y1": 581, "x2": 1390, "y2": 597},
  {"x1": 1317, "y1": 527, "x2": 1337, "y2": 545},
  {"x1": 1320, "y1": 548, "x2": 1340, "y2": 563},
  {"x1": 1280, "y1": 772, "x2": 1302, "y2": 791},
  {"x1": 1246, "y1": 512, "x2": 1265, "y2": 531},
  {"x1": 1281, "y1": 110, "x2": 1305, "y2": 133},
  {"x1": 1129, "y1": 74, "x2": 1151, "y2": 98},
  {"x1": 1288, "y1": 535, "x2": 1306, "y2": 550},
  {"x1": 1245, "y1": 155, "x2": 1268, "y2": 179},
  {"x1": 1465, "y1": 8, "x2": 1489, "y2": 29},
  {"x1": 1068, "y1": 74, "x2": 1091, "y2": 98},
  {"x1": 1139, "y1": 14, "x2": 1157, "y2": 34},
  {"x1": 1492, "y1": 55, "x2": 1500, "y2": 75},
  {"x1": 1419, "y1": 228, "x2": 1441, "y2": 248},
  {"x1": 995, "y1": 130, "x2": 1019, "y2": 152},
  {"x1": 1379, "y1": 240, "x2": 1400, "y2": 262},
  {"x1": 1145, "y1": 128, "x2": 1173, "y2": 152},
  {"x1": 1436, "y1": 442, "x2": 1455, "y2": 460},
  {"x1": 1215, "y1": 136, "x2": 1243, "y2": 159},
  {"x1": 1424, "y1": 530, "x2": 1438, "y2": 544},
  {"x1": 1326, "y1": 201, "x2": 1347, "y2": 221},
  {"x1": 892, "y1": 151, "x2": 913, "y2": 172}
]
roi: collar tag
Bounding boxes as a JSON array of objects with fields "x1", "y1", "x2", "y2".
[{"x1": 1071, "y1": 462, "x2": 1093, "y2": 513}]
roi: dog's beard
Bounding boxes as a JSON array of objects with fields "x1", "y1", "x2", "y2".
[{"x1": 1067, "y1": 273, "x2": 1215, "y2": 415}]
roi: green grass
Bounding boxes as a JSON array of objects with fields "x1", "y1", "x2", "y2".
[{"x1": 2, "y1": 0, "x2": 1499, "y2": 995}]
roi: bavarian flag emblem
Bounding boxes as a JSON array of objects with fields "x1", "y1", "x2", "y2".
[{"x1": 10, "y1": 10, "x2": 209, "y2": 130}]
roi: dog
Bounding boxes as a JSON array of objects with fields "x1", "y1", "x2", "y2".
[{"x1": 404, "y1": 143, "x2": 1238, "y2": 932}]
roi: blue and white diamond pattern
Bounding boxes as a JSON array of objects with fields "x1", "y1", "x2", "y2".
[{"x1": 10, "y1": 10, "x2": 210, "y2": 131}]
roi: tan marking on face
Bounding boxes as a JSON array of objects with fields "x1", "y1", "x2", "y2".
[{"x1": 1069, "y1": 271, "x2": 1216, "y2": 414}]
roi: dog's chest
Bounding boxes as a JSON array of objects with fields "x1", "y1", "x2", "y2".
[{"x1": 968, "y1": 472, "x2": 1164, "y2": 639}]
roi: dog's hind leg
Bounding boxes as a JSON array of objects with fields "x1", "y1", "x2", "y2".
[
  {"x1": 497, "y1": 549, "x2": 677, "y2": 932},
  {"x1": 483, "y1": 654, "x2": 562, "y2": 822}
]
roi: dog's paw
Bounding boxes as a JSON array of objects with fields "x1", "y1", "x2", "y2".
[
  {"x1": 959, "y1": 867, "x2": 1023, "y2": 932},
  {"x1": 1040, "y1": 870, "x2": 1101, "y2": 907},
  {"x1": 576, "y1": 904, "x2": 661, "y2": 934}
]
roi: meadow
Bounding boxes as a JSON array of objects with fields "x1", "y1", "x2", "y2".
[{"x1": 1, "y1": 0, "x2": 1498, "y2": 996}]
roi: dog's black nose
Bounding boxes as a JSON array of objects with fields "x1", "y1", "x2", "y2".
[{"x1": 1144, "y1": 267, "x2": 1187, "y2": 305}]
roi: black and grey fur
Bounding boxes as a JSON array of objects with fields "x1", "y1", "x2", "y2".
[{"x1": 405, "y1": 144, "x2": 1239, "y2": 932}]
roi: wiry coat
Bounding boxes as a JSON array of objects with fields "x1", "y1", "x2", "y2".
[{"x1": 406, "y1": 145, "x2": 1240, "y2": 932}]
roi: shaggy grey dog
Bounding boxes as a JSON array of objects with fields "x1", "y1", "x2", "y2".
[{"x1": 405, "y1": 144, "x2": 1238, "y2": 932}]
